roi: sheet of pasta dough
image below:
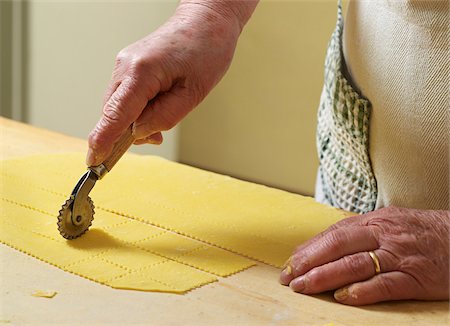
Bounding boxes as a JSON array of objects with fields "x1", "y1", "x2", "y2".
[{"x1": 0, "y1": 153, "x2": 347, "y2": 292}]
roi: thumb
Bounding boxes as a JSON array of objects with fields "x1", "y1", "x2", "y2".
[{"x1": 87, "y1": 78, "x2": 158, "y2": 166}]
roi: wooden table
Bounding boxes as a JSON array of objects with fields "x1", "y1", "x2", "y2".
[{"x1": 1, "y1": 117, "x2": 448, "y2": 325}]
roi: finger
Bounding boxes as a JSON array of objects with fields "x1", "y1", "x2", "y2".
[
  {"x1": 334, "y1": 271, "x2": 419, "y2": 306},
  {"x1": 87, "y1": 77, "x2": 158, "y2": 166},
  {"x1": 133, "y1": 85, "x2": 195, "y2": 140},
  {"x1": 102, "y1": 51, "x2": 133, "y2": 105},
  {"x1": 285, "y1": 211, "x2": 377, "y2": 276},
  {"x1": 280, "y1": 226, "x2": 378, "y2": 285},
  {"x1": 289, "y1": 250, "x2": 391, "y2": 294},
  {"x1": 103, "y1": 80, "x2": 121, "y2": 107},
  {"x1": 294, "y1": 214, "x2": 364, "y2": 254},
  {"x1": 133, "y1": 132, "x2": 163, "y2": 145}
]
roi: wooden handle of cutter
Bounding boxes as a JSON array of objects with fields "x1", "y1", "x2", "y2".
[{"x1": 102, "y1": 126, "x2": 135, "y2": 172}]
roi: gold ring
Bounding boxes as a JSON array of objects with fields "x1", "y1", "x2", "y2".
[{"x1": 368, "y1": 251, "x2": 381, "y2": 274}]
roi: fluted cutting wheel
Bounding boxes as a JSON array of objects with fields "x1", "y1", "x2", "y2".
[{"x1": 57, "y1": 197, "x2": 94, "y2": 240}]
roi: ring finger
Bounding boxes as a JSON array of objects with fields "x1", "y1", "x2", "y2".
[{"x1": 289, "y1": 250, "x2": 390, "y2": 294}]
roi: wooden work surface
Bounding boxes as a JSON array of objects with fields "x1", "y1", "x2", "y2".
[{"x1": 0, "y1": 117, "x2": 448, "y2": 325}]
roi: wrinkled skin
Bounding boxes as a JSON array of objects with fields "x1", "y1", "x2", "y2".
[
  {"x1": 280, "y1": 206, "x2": 450, "y2": 305},
  {"x1": 87, "y1": 1, "x2": 258, "y2": 166}
]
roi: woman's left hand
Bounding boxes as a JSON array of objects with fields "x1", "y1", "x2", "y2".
[{"x1": 280, "y1": 206, "x2": 449, "y2": 305}]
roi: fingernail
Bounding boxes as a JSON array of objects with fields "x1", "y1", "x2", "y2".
[
  {"x1": 145, "y1": 134, "x2": 162, "y2": 145},
  {"x1": 132, "y1": 122, "x2": 154, "y2": 140},
  {"x1": 334, "y1": 287, "x2": 349, "y2": 301},
  {"x1": 279, "y1": 265, "x2": 293, "y2": 285},
  {"x1": 131, "y1": 122, "x2": 138, "y2": 138},
  {"x1": 86, "y1": 148, "x2": 97, "y2": 166},
  {"x1": 289, "y1": 276, "x2": 306, "y2": 293},
  {"x1": 284, "y1": 265, "x2": 292, "y2": 276},
  {"x1": 282, "y1": 257, "x2": 292, "y2": 269}
]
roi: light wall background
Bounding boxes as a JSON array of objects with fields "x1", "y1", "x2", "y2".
[
  {"x1": 179, "y1": 1, "x2": 338, "y2": 195},
  {"x1": 18, "y1": 0, "x2": 179, "y2": 160},
  {"x1": 2, "y1": 0, "x2": 342, "y2": 196}
]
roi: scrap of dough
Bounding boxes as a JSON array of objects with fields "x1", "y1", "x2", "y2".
[
  {"x1": 31, "y1": 290, "x2": 57, "y2": 299},
  {"x1": 0, "y1": 153, "x2": 347, "y2": 293}
]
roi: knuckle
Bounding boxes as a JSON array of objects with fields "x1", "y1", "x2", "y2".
[
  {"x1": 115, "y1": 48, "x2": 130, "y2": 65},
  {"x1": 102, "y1": 85, "x2": 134, "y2": 124},
  {"x1": 342, "y1": 254, "x2": 366, "y2": 276},
  {"x1": 382, "y1": 206, "x2": 400, "y2": 215},
  {"x1": 101, "y1": 105, "x2": 126, "y2": 133},
  {"x1": 131, "y1": 55, "x2": 148, "y2": 72},
  {"x1": 374, "y1": 277, "x2": 395, "y2": 300},
  {"x1": 324, "y1": 230, "x2": 348, "y2": 254},
  {"x1": 304, "y1": 269, "x2": 324, "y2": 291},
  {"x1": 91, "y1": 100, "x2": 128, "y2": 149},
  {"x1": 115, "y1": 49, "x2": 149, "y2": 77},
  {"x1": 123, "y1": 52, "x2": 150, "y2": 79},
  {"x1": 103, "y1": 102, "x2": 122, "y2": 124}
]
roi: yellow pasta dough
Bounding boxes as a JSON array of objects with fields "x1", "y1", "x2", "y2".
[{"x1": 0, "y1": 153, "x2": 347, "y2": 293}]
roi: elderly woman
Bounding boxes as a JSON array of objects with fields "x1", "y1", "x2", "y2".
[{"x1": 86, "y1": 0, "x2": 449, "y2": 305}]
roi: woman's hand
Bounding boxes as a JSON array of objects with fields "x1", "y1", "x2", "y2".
[
  {"x1": 280, "y1": 206, "x2": 450, "y2": 305},
  {"x1": 86, "y1": 1, "x2": 258, "y2": 166}
]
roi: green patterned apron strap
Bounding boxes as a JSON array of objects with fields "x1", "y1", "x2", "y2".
[{"x1": 315, "y1": 0, "x2": 377, "y2": 213}]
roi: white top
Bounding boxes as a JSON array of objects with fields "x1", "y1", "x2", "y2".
[{"x1": 342, "y1": 0, "x2": 449, "y2": 210}]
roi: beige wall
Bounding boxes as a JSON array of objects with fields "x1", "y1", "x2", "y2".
[
  {"x1": 179, "y1": 0, "x2": 338, "y2": 195},
  {"x1": 25, "y1": 0, "x2": 179, "y2": 160},
  {"x1": 12, "y1": 0, "x2": 342, "y2": 195},
  {"x1": 1, "y1": 1, "x2": 26, "y2": 121}
]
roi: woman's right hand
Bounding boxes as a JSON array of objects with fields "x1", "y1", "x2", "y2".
[{"x1": 86, "y1": 1, "x2": 258, "y2": 166}]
